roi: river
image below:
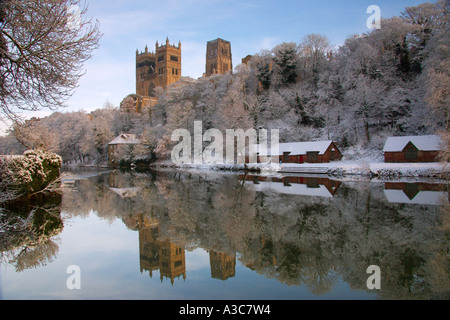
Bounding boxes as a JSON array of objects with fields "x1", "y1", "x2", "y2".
[{"x1": 0, "y1": 168, "x2": 448, "y2": 300}]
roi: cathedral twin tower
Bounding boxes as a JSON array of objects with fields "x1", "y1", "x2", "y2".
[
  {"x1": 135, "y1": 38, "x2": 181, "y2": 99},
  {"x1": 136, "y1": 38, "x2": 232, "y2": 99}
]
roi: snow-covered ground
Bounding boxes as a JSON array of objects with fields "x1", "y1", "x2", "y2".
[
  {"x1": 152, "y1": 159, "x2": 449, "y2": 179},
  {"x1": 279, "y1": 160, "x2": 448, "y2": 178}
]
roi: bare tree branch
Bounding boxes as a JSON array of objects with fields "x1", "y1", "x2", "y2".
[{"x1": 0, "y1": 0, "x2": 102, "y2": 122}]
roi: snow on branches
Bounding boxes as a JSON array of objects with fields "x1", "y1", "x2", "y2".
[{"x1": 0, "y1": 150, "x2": 62, "y2": 203}]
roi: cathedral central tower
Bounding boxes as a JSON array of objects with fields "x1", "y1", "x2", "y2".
[{"x1": 205, "y1": 38, "x2": 232, "y2": 77}]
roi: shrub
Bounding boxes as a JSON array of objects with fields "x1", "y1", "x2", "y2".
[{"x1": 0, "y1": 150, "x2": 62, "y2": 201}]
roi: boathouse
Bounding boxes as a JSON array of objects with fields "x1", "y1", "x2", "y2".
[
  {"x1": 256, "y1": 141, "x2": 342, "y2": 164},
  {"x1": 383, "y1": 135, "x2": 442, "y2": 163}
]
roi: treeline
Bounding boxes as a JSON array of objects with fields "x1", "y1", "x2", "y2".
[
  {"x1": 0, "y1": 102, "x2": 151, "y2": 164},
  {"x1": 150, "y1": 0, "x2": 448, "y2": 161},
  {"x1": 0, "y1": 1, "x2": 448, "y2": 164}
]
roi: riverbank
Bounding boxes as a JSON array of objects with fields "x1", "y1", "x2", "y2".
[
  {"x1": 150, "y1": 160, "x2": 449, "y2": 179},
  {"x1": 0, "y1": 150, "x2": 62, "y2": 204},
  {"x1": 59, "y1": 156, "x2": 449, "y2": 179}
]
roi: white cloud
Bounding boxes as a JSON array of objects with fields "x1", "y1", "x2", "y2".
[
  {"x1": 0, "y1": 109, "x2": 58, "y2": 136},
  {"x1": 259, "y1": 37, "x2": 280, "y2": 51}
]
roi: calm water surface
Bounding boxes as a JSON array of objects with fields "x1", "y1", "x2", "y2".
[{"x1": 0, "y1": 168, "x2": 448, "y2": 300}]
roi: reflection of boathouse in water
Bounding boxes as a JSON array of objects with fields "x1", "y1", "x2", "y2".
[
  {"x1": 384, "y1": 182, "x2": 449, "y2": 205},
  {"x1": 240, "y1": 175, "x2": 341, "y2": 198}
]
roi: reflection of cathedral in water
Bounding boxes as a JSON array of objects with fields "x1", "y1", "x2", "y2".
[
  {"x1": 138, "y1": 215, "x2": 186, "y2": 284},
  {"x1": 138, "y1": 214, "x2": 237, "y2": 284},
  {"x1": 209, "y1": 250, "x2": 235, "y2": 280},
  {"x1": 81, "y1": 169, "x2": 447, "y2": 299}
]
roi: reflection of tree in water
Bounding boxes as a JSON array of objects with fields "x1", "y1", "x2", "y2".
[
  {"x1": 0, "y1": 193, "x2": 63, "y2": 272},
  {"x1": 425, "y1": 199, "x2": 450, "y2": 299},
  {"x1": 9, "y1": 239, "x2": 60, "y2": 272},
  {"x1": 61, "y1": 170, "x2": 449, "y2": 299}
]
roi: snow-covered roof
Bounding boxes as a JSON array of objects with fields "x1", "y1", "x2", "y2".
[
  {"x1": 384, "y1": 189, "x2": 447, "y2": 205},
  {"x1": 383, "y1": 135, "x2": 442, "y2": 152},
  {"x1": 109, "y1": 187, "x2": 140, "y2": 198},
  {"x1": 247, "y1": 181, "x2": 333, "y2": 198},
  {"x1": 108, "y1": 134, "x2": 140, "y2": 145},
  {"x1": 256, "y1": 141, "x2": 336, "y2": 156}
]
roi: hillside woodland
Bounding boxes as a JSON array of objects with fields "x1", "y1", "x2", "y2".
[{"x1": 1, "y1": 1, "x2": 448, "y2": 165}]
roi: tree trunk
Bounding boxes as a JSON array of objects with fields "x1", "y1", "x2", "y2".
[{"x1": 364, "y1": 119, "x2": 370, "y2": 143}]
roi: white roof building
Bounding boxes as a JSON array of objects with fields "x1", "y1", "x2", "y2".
[
  {"x1": 278, "y1": 141, "x2": 336, "y2": 155},
  {"x1": 109, "y1": 187, "x2": 140, "y2": 198},
  {"x1": 383, "y1": 135, "x2": 442, "y2": 152},
  {"x1": 108, "y1": 134, "x2": 141, "y2": 146},
  {"x1": 246, "y1": 180, "x2": 334, "y2": 198},
  {"x1": 384, "y1": 189, "x2": 447, "y2": 206},
  {"x1": 256, "y1": 141, "x2": 337, "y2": 156}
]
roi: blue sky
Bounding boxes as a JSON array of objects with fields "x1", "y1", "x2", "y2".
[
  {"x1": 0, "y1": 0, "x2": 431, "y2": 134},
  {"x1": 70, "y1": 0, "x2": 427, "y2": 111}
]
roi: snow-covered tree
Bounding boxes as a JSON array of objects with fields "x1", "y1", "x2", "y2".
[
  {"x1": 298, "y1": 33, "x2": 332, "y2": 84},
  {"x1": 0, "y1": 0, "x2": 101, "y2": 122},
  {"x1": 421, "y1": 23, "x2": 449, "y2": 129},
  {"x1": 90, "y1": 107, "x2": 116, "y2": 162},
  {"x1": 272, "y1": 42, "x2": 299, "y2": 87},
  {"x1": 12, "y1": 118, "x2": 60, "y2": 152},
  {"x1": 250, "y1": 50, "x2": 273, "y2": 91}
]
